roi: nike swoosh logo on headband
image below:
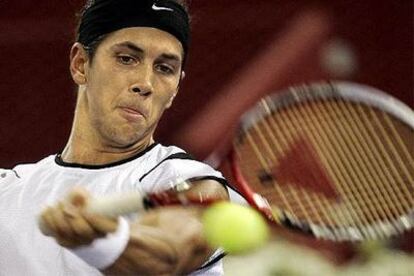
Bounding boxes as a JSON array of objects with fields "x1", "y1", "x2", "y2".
[{"x1": 152, "y1": 3, "x2": 174, "y2": 12}]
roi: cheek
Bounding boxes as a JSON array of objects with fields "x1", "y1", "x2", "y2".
[
  {"x1": 157, "y1": 79, "x2": 179, "y2": 104},
  {"x1": 88, "y1": 72, "x2": 124, "y2": 111},
  {"x1": 156, "y1": 88, "x2": 176, "y2": 108},
  {"x1": 147, "y1": 93, "x2": 173, "y2": 122}
]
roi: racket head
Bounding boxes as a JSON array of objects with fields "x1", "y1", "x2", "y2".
[{"x1": 230, "y1": 81, "x2": 414, "y2": 241}]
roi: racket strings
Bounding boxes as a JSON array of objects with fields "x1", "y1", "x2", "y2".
[
  {"x1": 258, "y1": 102, "x2": 342, "y2": 230},
  {"x1": 248, "y1": 105, "x2": 327, "y2": 225},
  {"x1": 307, "y1": 100, "x2": 404, "y2": 235},
  {"x1": 346, "y1": 101, "x2": 413, "y2": 213},
  {"x1": 235, "y1": 93, "x2": 413, "y2": 240},
  {"x1": 382, "y1": 113, "x2": 414, "y2": 171},
  {"x1": 241, "y1": 99, "x2": 351, "y2": 238},
  {"x1": 239, "y1": 99, "x2": 367, "y2": 240},
  {"x1": 272, "y1": 108, "x2": 357, "y2": 240},
  {"x1": 316, "y1": 101, "x2": 398, "y2": 225},
  {"x1": 280, "y1": 100, "x2": 378, "y2": 238},
  {"x1": 338, "y1": 102, "x2": 412, "y2": 218},
  {"x1": 362, "y1": 106, "x2": 414, "y2": 203},
  {"x1": 290, "y1": 99, "x2": 412, "y2": 233},
  {"x1": 240, "y1": 128, "x2": 303, "y2": 220},
  {"x1": 237, "y1": 129, "x2": 331, "y2": 230},
  {"x1": 246, "y1": 123, "x2": 297, "y2": 216},
  {"x1": 239, "y1": 129, "x2": 292, "y2": 212}
]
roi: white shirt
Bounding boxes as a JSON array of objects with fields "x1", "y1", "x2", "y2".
[{"x1": 0, "y1": 144, "x2": 226, "y2": 275}]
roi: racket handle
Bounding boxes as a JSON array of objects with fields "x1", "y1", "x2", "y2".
[
  {"x1": 87, "y1": 191, "x2": 145, "y2": 218},
  {"x1": 38, "y1": 191, "x2": 145, "y2": 236}
]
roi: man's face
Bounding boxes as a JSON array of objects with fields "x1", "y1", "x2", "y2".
[{"x1": 75, "y1": 27, "x2": 183, "y2": 148}]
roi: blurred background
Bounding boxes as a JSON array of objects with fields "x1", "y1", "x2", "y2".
[{"x1": 0, "y1": 0, "x2": 412, "y2": 275}]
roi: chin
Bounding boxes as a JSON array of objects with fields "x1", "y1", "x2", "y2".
[
  {"x1": 116, "y1": 129, "x2": 154, "y2": 148},
  {"x1": 101, "y1": 126, "x2": 138, "y2": 148},
  {"x1": 112, "y1": 131, "x2": 141, "y2": 146},
  {"x1": 102, "y1": 120, "x2": 155, "y2": 148}
]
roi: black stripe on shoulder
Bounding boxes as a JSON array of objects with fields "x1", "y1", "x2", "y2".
[
  {"x1": 189, "y1": 175, "x2": 229, "y2": 192},
  {"x1": 196, "y1": 252, "x2": 227, "y2": 271},
  {"x1": 12, "y1": 169, "x2": 21, "y2": 178},
  {"x1": 224, "y1": 181, "x2": 245, "y2": 198},
  {"x1": 139, "y1": 152, "x2": 194, "y2": 182}
]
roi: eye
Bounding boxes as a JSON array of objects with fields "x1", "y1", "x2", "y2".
[
  {"x1": 117, "y1": 55, "x2": 137, "y2": 65},
  {"x1": 155, "y1": 63, "x2": 175, "y2": 75}
]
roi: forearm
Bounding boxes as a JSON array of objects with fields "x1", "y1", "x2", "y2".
[
  {"x1": 104, "y1": 208, "x2": 215, "y2": 275},
  {"x1": 104, "y1": 179, "x2": 229, "y2": 275}
]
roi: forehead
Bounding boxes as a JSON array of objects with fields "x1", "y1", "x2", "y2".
[{"x1": 99, "y1": 27, "x2": 184, "y2": 59}]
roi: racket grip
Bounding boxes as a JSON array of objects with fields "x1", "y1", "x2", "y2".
[
  {"x1": 86, "y1": 191, "x2": 145, "y2": 218},
  {"x1": 38, "y1": 191, "x2": 145, "y2": 236}
]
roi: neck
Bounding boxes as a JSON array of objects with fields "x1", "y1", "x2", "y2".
[{"x1": 61, "y1": 136, "x2": 153, "y2": 165}]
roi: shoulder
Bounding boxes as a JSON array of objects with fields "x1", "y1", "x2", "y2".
[
  {"x1": 0, "y1": 155, "x2": 56, "y2": 191},
  {"x1": 12, "y1": 155, "x2": 56, "y2": 177},
  {"x1": 145, "y1": 143, "x2": 194, "y2": 167},
  {"x1": 139, "y1": 144, "x2": 228, "y2": 192},
  {"x1": 147, "y1": 143, "x2": 191, "y2": 161}
]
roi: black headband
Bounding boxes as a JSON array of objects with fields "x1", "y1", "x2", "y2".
[{"x1": 77, "y1": 0, "x2": 190, "y2": 62}]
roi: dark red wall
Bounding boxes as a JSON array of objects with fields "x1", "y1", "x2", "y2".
[{"x1": 0, "y1": 0, "x2": 412, "y2": 167}]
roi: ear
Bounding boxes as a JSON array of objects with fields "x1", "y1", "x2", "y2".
[
  {"x1": 166, "y1": 71, "x2": 185, "y2": 108},
  {"x1": 165, "y1": 91, "x2": 178, "y2": 109},
  {"x1": 69, "y1": 43, "x2": 89, "y2": 85}
]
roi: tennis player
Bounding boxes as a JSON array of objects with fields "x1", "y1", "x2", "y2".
[{"x1": 0, "y1": 0, "x2": 229, "y2": 275}]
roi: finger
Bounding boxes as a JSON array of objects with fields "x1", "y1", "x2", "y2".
[
  {"x1": 49, "y1": 202, "x2": 75, "y2": 238},
  {"x1": 41, "y1": 205, "x2": 81, "y2": 248},
  {"x1": 82, "y1": 212, "x2": 119, "y2": 234},
  {"x1": 62, "y1": 204, "x2": 96, "y2": 243},
  {"x1": 40, "y1": 207, "x2": 60, "y2": 237},
  {"x1": 56, "y1": 237, "x2": 82, "y2": 248}
]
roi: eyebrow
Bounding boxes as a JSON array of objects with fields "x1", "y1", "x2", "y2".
[{"x1": 111, "y1": 41, "x2": 182, "y2": 63}]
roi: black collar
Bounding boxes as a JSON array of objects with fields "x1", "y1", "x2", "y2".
[{"x1": 55, "y1": 143, "x2": 158, "y2": 169}]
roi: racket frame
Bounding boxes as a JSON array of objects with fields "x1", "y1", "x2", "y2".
[{"x1": 240, "y1": 81, "x2": 414, "y2": 132}]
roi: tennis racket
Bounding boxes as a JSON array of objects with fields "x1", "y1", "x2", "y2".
[{"x1": 228, "y1": 81, "x2": 413, "y2": 242}]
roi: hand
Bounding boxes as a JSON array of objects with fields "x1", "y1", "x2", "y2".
[{"x1": 39, "y1": 187, "x2": 119, "y2": 248}]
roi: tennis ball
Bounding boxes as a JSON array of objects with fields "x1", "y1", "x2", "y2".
[{"x1": 202, "y1": 202, "x2": 269, "y2": 254}]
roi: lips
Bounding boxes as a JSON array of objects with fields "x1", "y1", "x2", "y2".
[{"x1": 119, "y1": 106, "x2": 146, "y2": 122}]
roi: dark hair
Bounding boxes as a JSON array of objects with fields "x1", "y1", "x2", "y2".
[{"x1": 75, "y1": 0, "x2": 190, "y2": 62}]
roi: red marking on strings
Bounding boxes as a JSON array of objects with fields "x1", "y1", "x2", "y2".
[{"x1": 274, "y1": 137, "x2": 339, "y2": 199}]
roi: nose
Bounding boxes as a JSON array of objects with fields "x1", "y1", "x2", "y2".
[
  {"x1": 131, "y1": 86, "x2": 151, "y2": 96},
  {"x1": 130, "y1": 65, "x2": 153, "y2": 97}
]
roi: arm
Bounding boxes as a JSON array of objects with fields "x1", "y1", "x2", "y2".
[{"x1": 40, "y1": 179, "x2": 229, "y2": 275}]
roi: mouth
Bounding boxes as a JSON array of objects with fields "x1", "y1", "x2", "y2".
[{"x1": 119, "y1": 106, "x2": 146, "y2": 122}]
